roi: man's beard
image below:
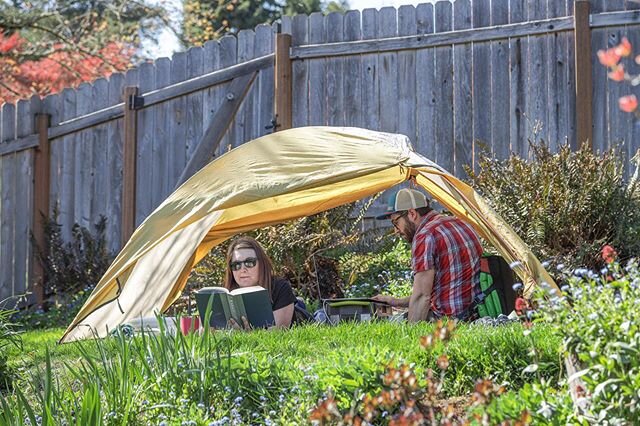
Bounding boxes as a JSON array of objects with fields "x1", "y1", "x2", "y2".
[{"x1": 401, "y1": 221, "x2": 417, "y2": 244}]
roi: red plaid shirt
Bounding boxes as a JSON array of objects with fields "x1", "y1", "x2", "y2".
[{"x1": 412, "y1": 211, "x2": 482, "y2": 318}]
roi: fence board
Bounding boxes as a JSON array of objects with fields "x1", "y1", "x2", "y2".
[
  {"x1": 308, "y1": 12, "x2": 326, "y2": 126},
  {"x1": 509, "y1": 0, "x2": 528, "y2": 157},
  {"x1": 416, "y1": 3, "x2": 435, "y2": 159},
  {"x1": 15, "y1": 99, "x2": 37, "y2": 300},
  {"x1": 472, "y1": 0, "x2": 491, "y2": 163},
  {"x1": 235, "y1": 31, "x2": 253, "y2": 145},
  {"x1": 106, "y1": 73, "x2": 124, "y2": 252},
  {"x1": 1, "y1": 103, "x2": 16, "y2": 302},
  {"x1": 169, "y1": 51, "x2": 187, "y2": 188},
  {"x1": 566, "y1": 1, "x2": 577, "y2": 149},
  {"x1": 453, "y1": 0, "x2": 473, "y2": 175},
  {"x1": 362, "y1": 8, "x2": 380, "y2": 131},
  {"x1": 434, "y1": 1, "x2": 454, "y2": 171},
  {"x1": 203, "y1": 41, "x2": 222, "y2": 164},
  {"x1": 398, "y1": 5, "x2": 417, "y2": 143},
  {"x1": 154, "y1": 58, "x2": 171, "y2": 206},
  {"x1": 136, "y1": 63, "x2": 156, "y2": 224},
  {"x1": 59, "y1": 89, "x2": 77, "y2": 241},
  {"x1": 255, "y1": 24, "x2": 273, "y2": 138},
  {"x1": 343, "y1": 11, "x2": 362, "y2": 128},
  {"x1": 44, "y1": 94, "x2": 61, "y2": 218},
  {"x1": 548, "y1": 0, "x2": 571, "y2": 149},
  {"x1": 606, "y1": 0, "x2": 628, "y2": 157},
  {"x1": 219, "y1": 35, "x2": 237, "y2": 153},
  {"x1": 525, "y1": 0, "x2": 549, "y2": 147},
  {"x1": 187, "y1": 47, "x2": 205, "y2": 161},
  {"x1": 491, "y1": 0, "x2": 511, "y2": 160},
  {"x1": 292, "y1": 14, "x2": 309, "y2": 128},
  {"x1": 327, "y1": 12, "x2": 345, "y2": 126},
  {"x1": 92, "y1": 79, "x2": 109, "y2": 233},
  {"x1": 378, "y1": 7, "x2": 398, "y2": 133},
  {"x1": 75, "y1": 83, "x2": 93, "y2": 229}
]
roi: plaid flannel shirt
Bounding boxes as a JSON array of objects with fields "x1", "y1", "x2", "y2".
[{"x1": 411, "y1": 210, "x2": 482, "y2": 318}]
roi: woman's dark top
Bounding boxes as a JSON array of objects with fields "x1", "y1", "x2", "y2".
[{"x1": 271, "y1": 277, "x2": 297, "y2": 311}]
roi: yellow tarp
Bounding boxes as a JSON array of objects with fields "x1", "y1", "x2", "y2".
[{"x1": 61, "y1": 127, "x2": 557, "y2": 342}]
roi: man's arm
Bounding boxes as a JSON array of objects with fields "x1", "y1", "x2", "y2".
[{"x1": 408, "y1": 269, "x2": 435, "y2": 322}]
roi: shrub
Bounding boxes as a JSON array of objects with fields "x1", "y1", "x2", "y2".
[
  {"x1": 466, "y1": 141, "x2": 640, "y2": 270},
  {"x1": 0, "y1": 308, "x2": 22, "y2": 391},
  {"x1": 14, "y1": 213, "x2": 114, "y2": 328}
]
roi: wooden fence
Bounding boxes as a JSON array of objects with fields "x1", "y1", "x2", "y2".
[{"x1": 1, "y1": 0, "x2": 639, "y2": 305}]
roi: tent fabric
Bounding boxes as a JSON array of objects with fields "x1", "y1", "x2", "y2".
[{"x1": 61, "y1": 127, "x2": 557, "y2": 343}]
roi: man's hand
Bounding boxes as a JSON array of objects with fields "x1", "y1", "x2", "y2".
[
  {"x1": 228, "y1": 316, "x2": 251, "y2": 330},
  {"x1": 371, "y1": 294, "x2": 395, "y2": 306}
]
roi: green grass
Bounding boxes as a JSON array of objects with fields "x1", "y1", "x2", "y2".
[{"x1": 2, "y1": 320, "x2": 561, "y2": 425}]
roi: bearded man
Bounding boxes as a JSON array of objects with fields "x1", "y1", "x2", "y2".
[{"x1": 372, "y1": 188, "x2": 483, "y2": 322}]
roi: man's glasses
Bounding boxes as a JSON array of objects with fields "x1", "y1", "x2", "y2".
[
  {"x1": 230, "y1": 257, "x2": 258, "y2": 271},
  {"x1": 391, "y1": 211, "x2": 408, "y2": 229}
]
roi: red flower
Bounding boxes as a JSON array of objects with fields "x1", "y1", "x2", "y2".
[
  {"x1": 601, "y1": 245, "x2": 618, "y2": 263},
  {"x1": 614, "y1": 37, "x2": 633, "y2": 57},
  {"x1": 608, "y1": 65, "x2": 625, "y2": 82},
  {"x1": 598, "y1": 48, "x2": 621, "y2": 67},
  {"x1": 619, "y1": 95, "x2": 638, "y2": 113}
]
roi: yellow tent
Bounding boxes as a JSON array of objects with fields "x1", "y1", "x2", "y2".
[{"x1": 61, "y1": 127, "x2": 557, "y2": 342}]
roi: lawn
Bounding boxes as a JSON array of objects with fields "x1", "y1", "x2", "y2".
[{"x1": 4, "y1": 320, "x2": 561, "y2": 425}]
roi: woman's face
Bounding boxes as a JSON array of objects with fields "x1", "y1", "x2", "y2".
[{"x1": 230, "y1": 248, "x2": 260, "y2": 287}]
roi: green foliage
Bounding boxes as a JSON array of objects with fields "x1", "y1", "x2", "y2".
[
  {"x1": 3, "y1": 321, "x2": 560, "y2": 424},
  {"x1": 14, "y1": 214, "x2": 113, "y2": 329},
  {"x1": 338, "y1": 238, "x2": 412, "y2": 298},
  {"x1": 537, "y1": 261, "x2": 640, "y2": 423},
  {"x1": 466, "y1": 141, "x2": 640, "y2": 270},
  {"x1": 0, "y1": 308, "x2": 22, "y2": 391},
  {"x1": 183, "y1": 0, "x2": 349, "y2": 46}
]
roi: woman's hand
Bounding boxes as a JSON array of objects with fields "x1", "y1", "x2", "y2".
[
  {"x1": 228, "y1": 316, "x2": 252, "y2": 330},
  {"x1": 371, "y1": 294, "x2": 395, "y2": 306}
]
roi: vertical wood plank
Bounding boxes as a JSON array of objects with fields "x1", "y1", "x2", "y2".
[
  {"x1": 344, "y1": 10, "x2": 362, "y2": 128},
  {"x1": 434, "y1": 1, "x2": 454, "y2": 172},
  {"x1": 59, "y1": 88, "x2": 76, "y2": 241},
  {"x1": 275, "y1": 32, "x2": 293, "y2": 131},
  {"x1": 526, "y1": 0, "x2": 550, "y2": 148},
  {"x1": 255, "y1": 24, "x2": 274, "y2": 138},
  {"x1": 33, "y1": 108, "x2": 49, "y2": 305},
  {"x1": 153, "y1": 58, "x2": 171, "y2": 207},
  {"x1": 361, "y1": 8, "x2": 380, "y2": 131},
  {"x1": 75, "y1": 83, "x2": 93, "y2": 229},
  {"x1": 43, "y1": 94, "x2": 61, "y2": 222},
  {"x1": 326, "y1": 12, "x2": 345, "y2": 127},
  {"x1": 106, "y1": 73, "x2": 124, "y2": 252},
  {"x1": 605, "y1": 0, "x2": 627, "y2": 156},
  {"x1": 202, "y1": 41, "x2": 222, "y2": 166},
  {"x1": 491, "y1": 0, "x2": 511, "y2": 160},
  {"x1": 415, "y1": 3, "x2": 435, "y2": 159},
  {"x1": 398, "y1": 5, "x2": 417, "y2": 144},
  {"x1": 308, "y1": 12, "x2": 326, "y2": 126},
  {"x1": 187, "y1": 47, "x2": 205, "y2": 157},
  {"x1": 473, "y1": 0, "x2": 492, "y2": 162},
  {"x1": 169, "y1": 51, "x2": 187, "y2": 186},
  {"x1": 585, "y1": 0, "x2": 603, "y2": 151},
  {"x1": 566, "y1": 1, "x2": 577, "y2": 150},
  {"x1": 292, "y1": 14, "x2": 309, "y2": 128},
  {"x1": 509, "y1": 0, "x2": 528, "y2": 157},
  {"x1": 378, "y1": 7, "x2": 398, "y2": 133},
  {"x1": 1, "y1": 103, "x2": 16, "y2": 302},
  {"x1": 136, "y1": 62, "x2": 156, "y2": 225},
  {"x1": 626, "y1": 3, "x2": 640, "y2": 164},
  {"x1": 453, "y1": 0, "x2": 473, "y2": 175},
  {"x1": 91, "y1": 79, "x2": 109, "y2": 230},
  {"x1": 548, "y1": 0, "x2": 571, "y2": 149},
  {"x1": 15, "y1": 100, "x2": 36, "y2": 300},
  {"x1": 122, "y1": 85, "x2": 139, "y2": 245},
  {"x1": 218, "y1": 35, "x2": 237, "y2": 153},
  {"x1": 235, "y1": 31, "x2": 254, "y2": 143}
]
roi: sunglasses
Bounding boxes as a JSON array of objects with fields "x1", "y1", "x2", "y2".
[
  {"x1": 391, "y1": 211, "x2": 408, "y2": 229},
  {"x1": 230, "y1": 257, "x2": 258, "y2": 271}
]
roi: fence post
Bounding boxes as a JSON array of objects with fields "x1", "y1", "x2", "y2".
[
  {"x1": 274, "y1": 32, "x2": 293, "y2": 131},
  {"x1": 32, "y1": 113, "x2": 50, "y2": 306},
  {"x1": 122, "y1": 86, "x2": 139, "y2": 245},
  {"x1": 574, "y1": 0, "x2": 593, "y2": 150}
]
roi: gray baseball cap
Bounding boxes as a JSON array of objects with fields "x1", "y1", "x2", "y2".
[{"x1": 376, "y1": 188, "x2": 429, "y2": 220}]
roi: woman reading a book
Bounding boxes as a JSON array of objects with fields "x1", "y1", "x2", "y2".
[{"x1": 224, "y1": 236, "x2": 297, "y2": 329}]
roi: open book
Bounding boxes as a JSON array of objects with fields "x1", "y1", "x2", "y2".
[{"x1": 195, "y1": 286, "x2": 275, "y2": 329}]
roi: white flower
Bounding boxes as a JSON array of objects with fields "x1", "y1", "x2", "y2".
[{"x1": 536, "y1": 401, "x2": 554, "y2": 419}]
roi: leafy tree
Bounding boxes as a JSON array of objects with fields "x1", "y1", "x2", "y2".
[
  {"x1": 183, "y1": 0, "x2": 349, "y2": 46},
  {"x1": 0, "y1": 0, "x2": 172, "y2": 103}
]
